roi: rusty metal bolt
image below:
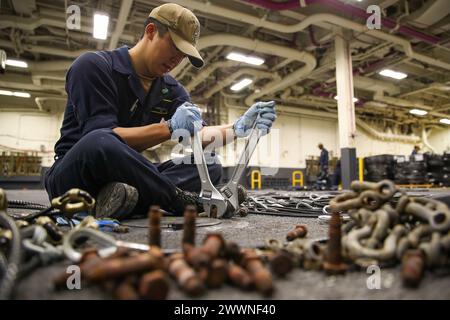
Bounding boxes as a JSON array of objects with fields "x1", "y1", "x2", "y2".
[
  {"x1": 237, "y1": 207, "x2": 249, "y2": 217},
  {"x1": 114, "y1": 277, "x2": 139, "y2": 300},
  {"x1": 148, "y1": 205, "x2": 161, "y2": 247},
  {"x1": 402, "y1": 249, "x2": 426, "y2": 288},
  {"x1": 224, "y1": 241, "x2": 242, "y2": 264},
  {"x1": 183, "y1": 205, "x2": 197, "y2": 246},
  {"x1": 168, "y1": 253, "x2": 205, "y2": 297},
  {"x1": 286, "y1": 224, "x2": 308, "y2": 241},
  {"x1": 269, "y1": 251, "x2": 294, "y2": 277},
  {"x1": 138, "y1": 270, "x2": 170, "y2": 300},
  {"x1": 184, "y1": 245, "x2": 211, "y2": 269},
  {"x1": 227, "y1": 264, "x2": 253, "y2": 290},
  {"x1": 84, "y1": 251, "x2": 164, "y2": 283},
  {"x1": 323, "y1": 210, "x2": 347, "y2": 275},
  {"x1": 202, "y1": 233, "x2": 226, "y2": 259},
  {"x1": 241, "y1": 250, "x2": 274, "y2": 296},
  {"x1": 203, "y1": 259, "x2": 228, "y2": 288}
]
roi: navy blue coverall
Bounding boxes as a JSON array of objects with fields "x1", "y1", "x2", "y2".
[
  {"x1": 318, "y1": 148, "x2": 329, "y2": 180},
  {"x1": 44, "y1": 46, "x2": 222, "y2": 215}
]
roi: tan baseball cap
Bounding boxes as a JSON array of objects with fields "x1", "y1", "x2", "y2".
[{"x1": 149, "y1": 3, "x2": 204, "y2": 68}]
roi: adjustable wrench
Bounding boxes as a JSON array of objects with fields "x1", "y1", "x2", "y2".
[{"x1": 193, "y1": 120, "x2": 262, "y2": 218}]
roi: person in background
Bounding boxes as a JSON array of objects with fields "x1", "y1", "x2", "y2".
[{"x1": 412, "y1": 145, "x2": 420, "y2": 155}]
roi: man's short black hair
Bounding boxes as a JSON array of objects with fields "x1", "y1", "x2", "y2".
[{"x1": 141, "y1": 17, "x2": 168, "y2": 39}]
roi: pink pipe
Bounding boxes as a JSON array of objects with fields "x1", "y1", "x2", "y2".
[{"x1": 243, "y1": 0, "x2": 440, "y2": 45}]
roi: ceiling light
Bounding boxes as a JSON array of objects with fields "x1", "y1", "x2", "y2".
[
  {"x1": 13, "y1": 92, "x2": 31, "y2": 98},
  {"x1": 5, "y1": 59, "x2": 28, "y2": 68},
  {"x1": 0, "y1": 89, "x2": 13, "y2": 96},
  {"x1": 440, "y1": 118, "x2": 450, "y2": 125},
  {"x1": 230, "y1": 78, "x2": 253, "y2": 91},
  {"x1": 0, "y1": 89, "x2": 30, "y2": 98},
  {"x1": 409, "y1": 109, "x2": 428, "y2": 116},
  {"x1": 226, "y1": 52, "x2": 265, "y2": 66},
  {"x1": 93, "y1": 13, "x2": 109, "y2": 40},
  {"x1": 379, "y1": 69, "x2": 407, "y2": 80},
  {"x1": 334, "y1": 95, "x2": 359, "y2": 103}
]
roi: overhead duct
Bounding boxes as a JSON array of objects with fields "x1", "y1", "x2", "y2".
[
  {"x1": 172, "y1": 34, "x2": 316, "y2": 103},
  {"x1": 203, "y1": 68, "x2": 280, "y2": 99},
  {"x1": 11, "y1": 0, "x2": 36, "y2": 15},
  {"x1": 422, "y1": 126, "x2": 437, "y2": 153},
  {"x1": 356, "y1": 119, "x2": 421, "y2": 144},
  {"x1": 169, "y1": 0, "x2": 450, "y2": 71},
  {"x1": 407, "y1": 0, "x2": 450, "y2": 29},
  {"x1": 354, "y1": 76, "x2": 400, "y2": 96},
  {"x1": 185, "y1": 60, "x2": 240, "y2": 91}
]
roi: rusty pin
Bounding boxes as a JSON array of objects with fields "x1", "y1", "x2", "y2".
[
  {"x1": 286, "y1": 224, "x2": 308, "y2": 241},
  {"x1": 224, "y1": 241, "x2": 242, "y2": 264},
  {"x1": 84, "y1": 250, "x2": 164, "y2": 283},
  {"x1": 241, "y1": 250, "x2": 274, "y2": 296},
  {"x1": 114, "y1": 276, "x2": 139, "y2": 300},
  {"x1": 200, "y1": 259, "x2": 228, "y2": 288},
  {"x1": 227, "y1": 264, "x2": 253, "y2": 290},
  {"x1": 138, "y1": 270, "x2": 170, "y2": 300},
  {"x1": 202, "y1": 233, "x2": 226, "y2": 259},
  {"x1": 401, "y1": 249, "x2": 426, "y2": 288},
  {"x1": 148, "y1": 205, "x2": 161, "y2": 247},
  {"x1": 183, "y1": 205, "x2": 197, "y2": 246},
  {"x1": 168, "y1": 253, "x2": 204, "y2": 296},
  {"x1": 323, "y1": 210, "x2": 347, "y2": 275},
  {"x1": 269, "y1": 250, "x2": 294, "y2": 277}
]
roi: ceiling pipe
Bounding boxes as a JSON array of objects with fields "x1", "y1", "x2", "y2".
[
  {"x1": 183, "y1": 34, "x2": 315, "y2": 105},
  {"x1": 407, "y1": 0, "x2": 450, "y2": 29},
  {"x1": 0, "y1": 13, "x2": 135, "y2": 43},
  {"x1": 421, "y1": 126, "x2": 437, "y2": 153},
  {"x1": 35, "y1": 96, "x2": 67, "y2": 112},
  {"x1": 356, "y1": 118, "x2": 421, "y2": 143},
  {"x1": 203, "y1": 68, "x2": 280, "y2": 99},
  {"x1": 169, "y1": 1, "x2": 450, "y2": 72},
  {"x1": 185, "y1": 60, "x2": 240, "y2": 91},
  {"x1": 108, "y1": 0, "x2": 134, "y2": 50},
  {"x1": 0, "y1": 39, "x2": 88, "y2": 58},
  {"x1": 242, "y1": 0, "x2": 440, "y2": 44}
]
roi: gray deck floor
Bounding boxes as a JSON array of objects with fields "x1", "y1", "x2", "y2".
[{"x1": 4, "y1": 189, "x2": 450, "y2": 300}]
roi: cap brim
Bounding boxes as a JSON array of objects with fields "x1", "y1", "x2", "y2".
[{"x1": 168, "y1": 29, "x2": 204, "y2": 69}]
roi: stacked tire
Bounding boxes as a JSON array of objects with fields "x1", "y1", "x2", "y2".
[
  {"x1": 364, "y1": 154, "x2": 395, "y2": 182},
  {"x1": 393, "y1": 156, "x2": 408, "y2": 184},
  {"x1": 425, "y1": 153, "x2": 445, "y2": 186},
  {"x1": 405, "y1": 154, "x2": 427, "y2": 184},
  {"x1": 442, "y1": 152, "x2": 450, "y2": 187}
]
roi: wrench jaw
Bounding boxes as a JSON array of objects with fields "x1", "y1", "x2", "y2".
[{"x1": 198, "y1": 189, "x2": 228, "y2": 219}]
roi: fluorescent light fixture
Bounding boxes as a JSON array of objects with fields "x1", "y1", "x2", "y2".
[
  {"x1": 185, "y1": 148, "x2": 193, "y2": 153},
  {"x1": 226, "y1": 52, "x2": 265, "y2": 66},
  {"x1": 0, "y1": 89, "x2": 30, "y2": 98},
  {"x1": 230, "y1": 78, "x2": 253, "y2": 92},
  {"x1": 13, "y1": 92, "x2": 31, "y2": 98},
  {"x1": 409, "y1": 109, "x2": 428, "y2": 116},
  {"x1": 379, "y1": 69, "x2": 407, "y2": 80},
  {"x1": 6, "y1": 59, "x2": 28, "y2": 68},
  {"x1": 93, "y1": 13, "x2": 109, "y2": 40},
  {"x1": 334, "y1": 95, "x2": 359, "y2": 103},
  {"x1": 440, "y1": 118, "x2": 450, "y2": 125},
  {"x1": 0, "y1": 89, "x2": 13, "y2": 96}
]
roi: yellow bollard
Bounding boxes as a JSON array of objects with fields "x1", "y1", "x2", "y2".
[
  {"x1": 251, "y1": 170, "x2": 262, "y2": 190},
  {"x1": 358, "y1": 157, "x2": 364, "y2": 182},
  {"x1": 292, "y1": 170, "x2": 304, "y2": 187}
]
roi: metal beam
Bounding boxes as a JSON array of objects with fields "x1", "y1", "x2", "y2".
[
  {"x1": 335, "y1": 28, "x2": 357, "y2": 189},
  {"x1": 109, "y1": 0, "x2": 134, "y2": 50}
]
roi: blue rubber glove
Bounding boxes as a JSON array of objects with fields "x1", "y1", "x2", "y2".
[
  {"x1": 233, "y1": 101, "x2": 277, "y2": 138},
  {"x1": 168, "y1": 101, "x2": 203, "y2": 135}
]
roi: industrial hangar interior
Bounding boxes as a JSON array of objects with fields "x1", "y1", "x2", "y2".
[{"x1": 0, "y1": 0, "x2": 450, "y2": 302}]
